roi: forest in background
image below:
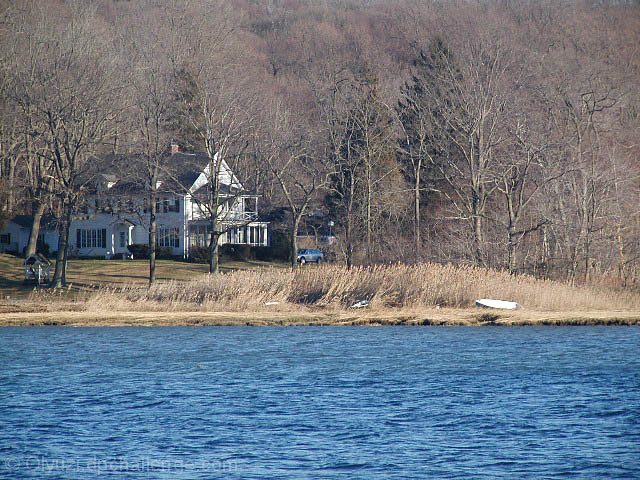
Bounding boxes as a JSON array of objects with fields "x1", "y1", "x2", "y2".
[{"x1": 0, "y1": 0, "x2": 639, "y2": 286}]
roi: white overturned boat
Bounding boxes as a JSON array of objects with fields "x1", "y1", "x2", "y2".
[{"x1": 475, "y1": 299, "x2": 522, "y2": 310}]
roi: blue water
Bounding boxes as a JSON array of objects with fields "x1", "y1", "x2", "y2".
[{"x1": 1, "y1": 327, "x2": 639, "y2": 479}]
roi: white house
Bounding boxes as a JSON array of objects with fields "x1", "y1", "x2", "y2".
[
  {"x1": 0, "y1": 215, "x2": 58, "y2": 255},
  {"x1": 69, "y1": 147, "x2": 269, "y2": 259},
  {"x1": 0, "y1": 147, "x2": 269, "y2": 260}
]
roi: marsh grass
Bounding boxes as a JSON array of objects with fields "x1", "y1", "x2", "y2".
[{"x1": 84, "y1": 263, "x2": 640, "y2": 313}]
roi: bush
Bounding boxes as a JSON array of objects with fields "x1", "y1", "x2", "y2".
[
  {"x1": 251, "y1": 246, "x2": 273, "y2": 261},
  {"x1": 269, "y1": 230, "x2": 291, "y2": 261},
  {"x1": 156, "y1": 247, "x2": 173, "y2": 259},
  {"x1": 233, "y1": 244, "x2": 251, "y2": 261},
  {"x1": 188, "y1": 244, "x2": 287, "y2": 263},
  {"x1": 127, "y1": 244, "x2": 150, "y2": 259},
  {"x1": 127, "y1": 244, "x2": 173, "y2": 260},
  {"x1": 218, "y1": 244, "x2": 250, "y2": 261},
  {"x1": 188, "y1": 246, "x2": 209, "y2": 264}
]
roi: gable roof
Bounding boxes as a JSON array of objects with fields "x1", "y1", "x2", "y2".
[
  {"x1": 10, "y1": 215, "x2": 57, "y2": 231},
  {"x1": 91, "y1": 151, "x2": 230, "y2": 195}
]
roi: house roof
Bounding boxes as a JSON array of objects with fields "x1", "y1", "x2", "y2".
[
  {"x1": 11, "y1": 215, "x2": 57, "y2": 231},
  {"x1": 90, "y1": 151, "x2": 211, "y2": 195}
]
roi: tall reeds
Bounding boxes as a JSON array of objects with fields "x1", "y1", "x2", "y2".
[{"x1": 84, "y1": 263, "x2": 640, "y2": 313}]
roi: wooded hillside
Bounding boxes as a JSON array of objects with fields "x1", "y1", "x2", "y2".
[{"x1": 1, "y1": 0, "x2": 639, "y2": 284}]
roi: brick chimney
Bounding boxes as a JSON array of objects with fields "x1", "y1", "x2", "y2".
[{"x1": 170, "y1": 142, "x2": 179, "y2": 155}]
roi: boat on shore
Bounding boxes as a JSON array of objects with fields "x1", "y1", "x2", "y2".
[{"x1": 475, "y1": 299, "x2": 521, "y2": 310}]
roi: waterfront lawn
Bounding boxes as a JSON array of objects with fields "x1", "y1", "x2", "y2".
[{"x1": 0, "y1": 253, "x2": 286, "y2": 299}]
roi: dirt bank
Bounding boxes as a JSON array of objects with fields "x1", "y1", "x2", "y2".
[{"x1": 1, "y1": 305, "x2": 639, "y2": 327}]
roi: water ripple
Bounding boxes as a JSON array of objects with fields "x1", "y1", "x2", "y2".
[{"x1": 1, "y1": 326, "x2": 639, "y2": 479}]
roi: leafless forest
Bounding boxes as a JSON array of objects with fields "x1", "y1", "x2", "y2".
[{"x1": 1, "y1": 0, "x2": 639, "y2": 285}]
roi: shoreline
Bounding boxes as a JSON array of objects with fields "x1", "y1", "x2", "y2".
[{"x1": 1, "y1": 307, "x2": 639, "y2": 327}]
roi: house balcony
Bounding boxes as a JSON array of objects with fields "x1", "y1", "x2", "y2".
[
  {"x1": 191, "y1": 211, "x2": 258, "y2": 224},
  {"x1": 221, "y1": 211, "x2": 258, "y2": 224}
]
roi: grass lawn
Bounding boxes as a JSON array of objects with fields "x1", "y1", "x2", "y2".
[{"x1": 0, "y1": 253, "x2": 287, "y2": 299}]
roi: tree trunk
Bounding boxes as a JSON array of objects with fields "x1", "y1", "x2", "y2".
[
  {"x1": 149, "y1": 192, "x2": 157, "y2": 286},
  {"x1": 25, "y1": 202, "x2": 46, "y2": 257},
  {"x1": 5, "y1": 157, "x2": 16, "y2": 214},
  {"x1": 51, "y1": 204, "x2": 72, "y2": 288},
  {"x1": 473, "y1": 206, "x2": 484, "y2": 266},
  {"x1": 507, "y1": 231, "x2": 517, "y2": 275},
  {"x1": 616, "y1": 225, "x2": 626, "y2": 286},
  {"x1": 345, "y1": 214, "x2": 353, "y2": 271},
  {"x1": 365, "y1": 158, "x2": 372, "y2": 264},
  {"x1": 345, "y1": 175, "x2": 356, "y2": 270},
  {"x1": 290, "y1": 215, "x2": 301, "y2": 269},
  {"x1": 208, "y1": 228, "x2": 220, "y2": 274},
  {"x1": 414, "y1": 162, "x2": 421, "y2": 255}
]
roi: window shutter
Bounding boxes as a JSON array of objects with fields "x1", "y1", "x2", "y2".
[
  {"x1": 101, "y1": 229, "x2": 106, "y2": 248},
  {"x1": 76, "y1": 230, "x2": 81, "y2": 248},
  {"x1": 174, "y1": 199, "x2": 180, "y2": 212}
]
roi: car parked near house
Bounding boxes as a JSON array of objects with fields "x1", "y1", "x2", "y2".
[{"x1": 297, "y1": 248, "x2": 324, "y2": 264}]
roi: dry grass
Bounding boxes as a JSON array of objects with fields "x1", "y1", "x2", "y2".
[
  {"x1": 4, "y1": 257, "x2": 639, "y2": 326},
  {"x1": 0, "y1": 253, "x2": 286, "y2": 299},
  {"x1": 82, "y1": 263, "x2": 640, "y2": 313}
]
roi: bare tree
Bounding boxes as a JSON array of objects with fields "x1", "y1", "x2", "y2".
[
  {"x1": 417, "y1": 31, "x2": 521, "y2": 267},
  {"x1": 261, "y1": 104, "x2": 329, "y2": 268},
  {"x1": 120, "y1": 8, "x2": 180, "y2": 285},
  {"x1": 8, "y1": 3, "x2": 123, "y2": 287},
  {"x1": 168, "y1": 0, "x2": 262, "y2": 274}
]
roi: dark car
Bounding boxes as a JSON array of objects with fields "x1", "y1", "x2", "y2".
[{"x1": 297, "y1": 248, "x2": 324, "y2": 264}]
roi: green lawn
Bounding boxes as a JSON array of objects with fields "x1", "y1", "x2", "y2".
[{"x1": 0, "y1": 254, "x2": 288, "y2": 299}]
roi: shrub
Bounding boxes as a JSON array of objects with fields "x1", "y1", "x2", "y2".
[
  {"x1": 127, "y1": 244, "x2": 173, "y2": 260},
  {"x1": 251, "y1": 246, "x2": 273, "y2": 261},
  {"x1": 233, "y1": 244, "x2": 251, "y2": 261},
  {"x1": 127, "y1": 244, "x2": 150, "y2": 259},
  {"x1": 188, "y1": 246, "x2": 209, "y2": 264},
  {"x1": 219, "y1": 244, "x2": 250, "y2": 261},
  {"x1": 269, "y1": 230, "x2": 291, "y2": 261},
  {"x1": 156, "y1": 247, "x2": 173, "y2": 259}
]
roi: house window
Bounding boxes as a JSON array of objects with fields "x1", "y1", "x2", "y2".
[
  {"x1": 0, "y1": 233, "x2": 10, "y2": 244},
  {"x1": 76, "y1": 229, "x2": 106, "y2": 249},
  {"x1": 168, "y1": 198, "x2": 180, "y2": 212},
  {"x1": 119, "y1": 231, "x2": 126, "y2": 248},
  {"x1": 157, "y1": 227, "x2": 180, "y2": 248}
]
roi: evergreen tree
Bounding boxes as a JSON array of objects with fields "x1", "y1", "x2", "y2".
[{"x1": 396, "y1": 37, "x2": 458, "y2": 255}]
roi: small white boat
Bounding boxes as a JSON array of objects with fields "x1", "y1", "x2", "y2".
[
  {"x1": 350, "y1": 300, "x2": 370, "y2": 309},
  {"x1": 475, "y1": 299, "x2": 522, "y2": 310}
]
